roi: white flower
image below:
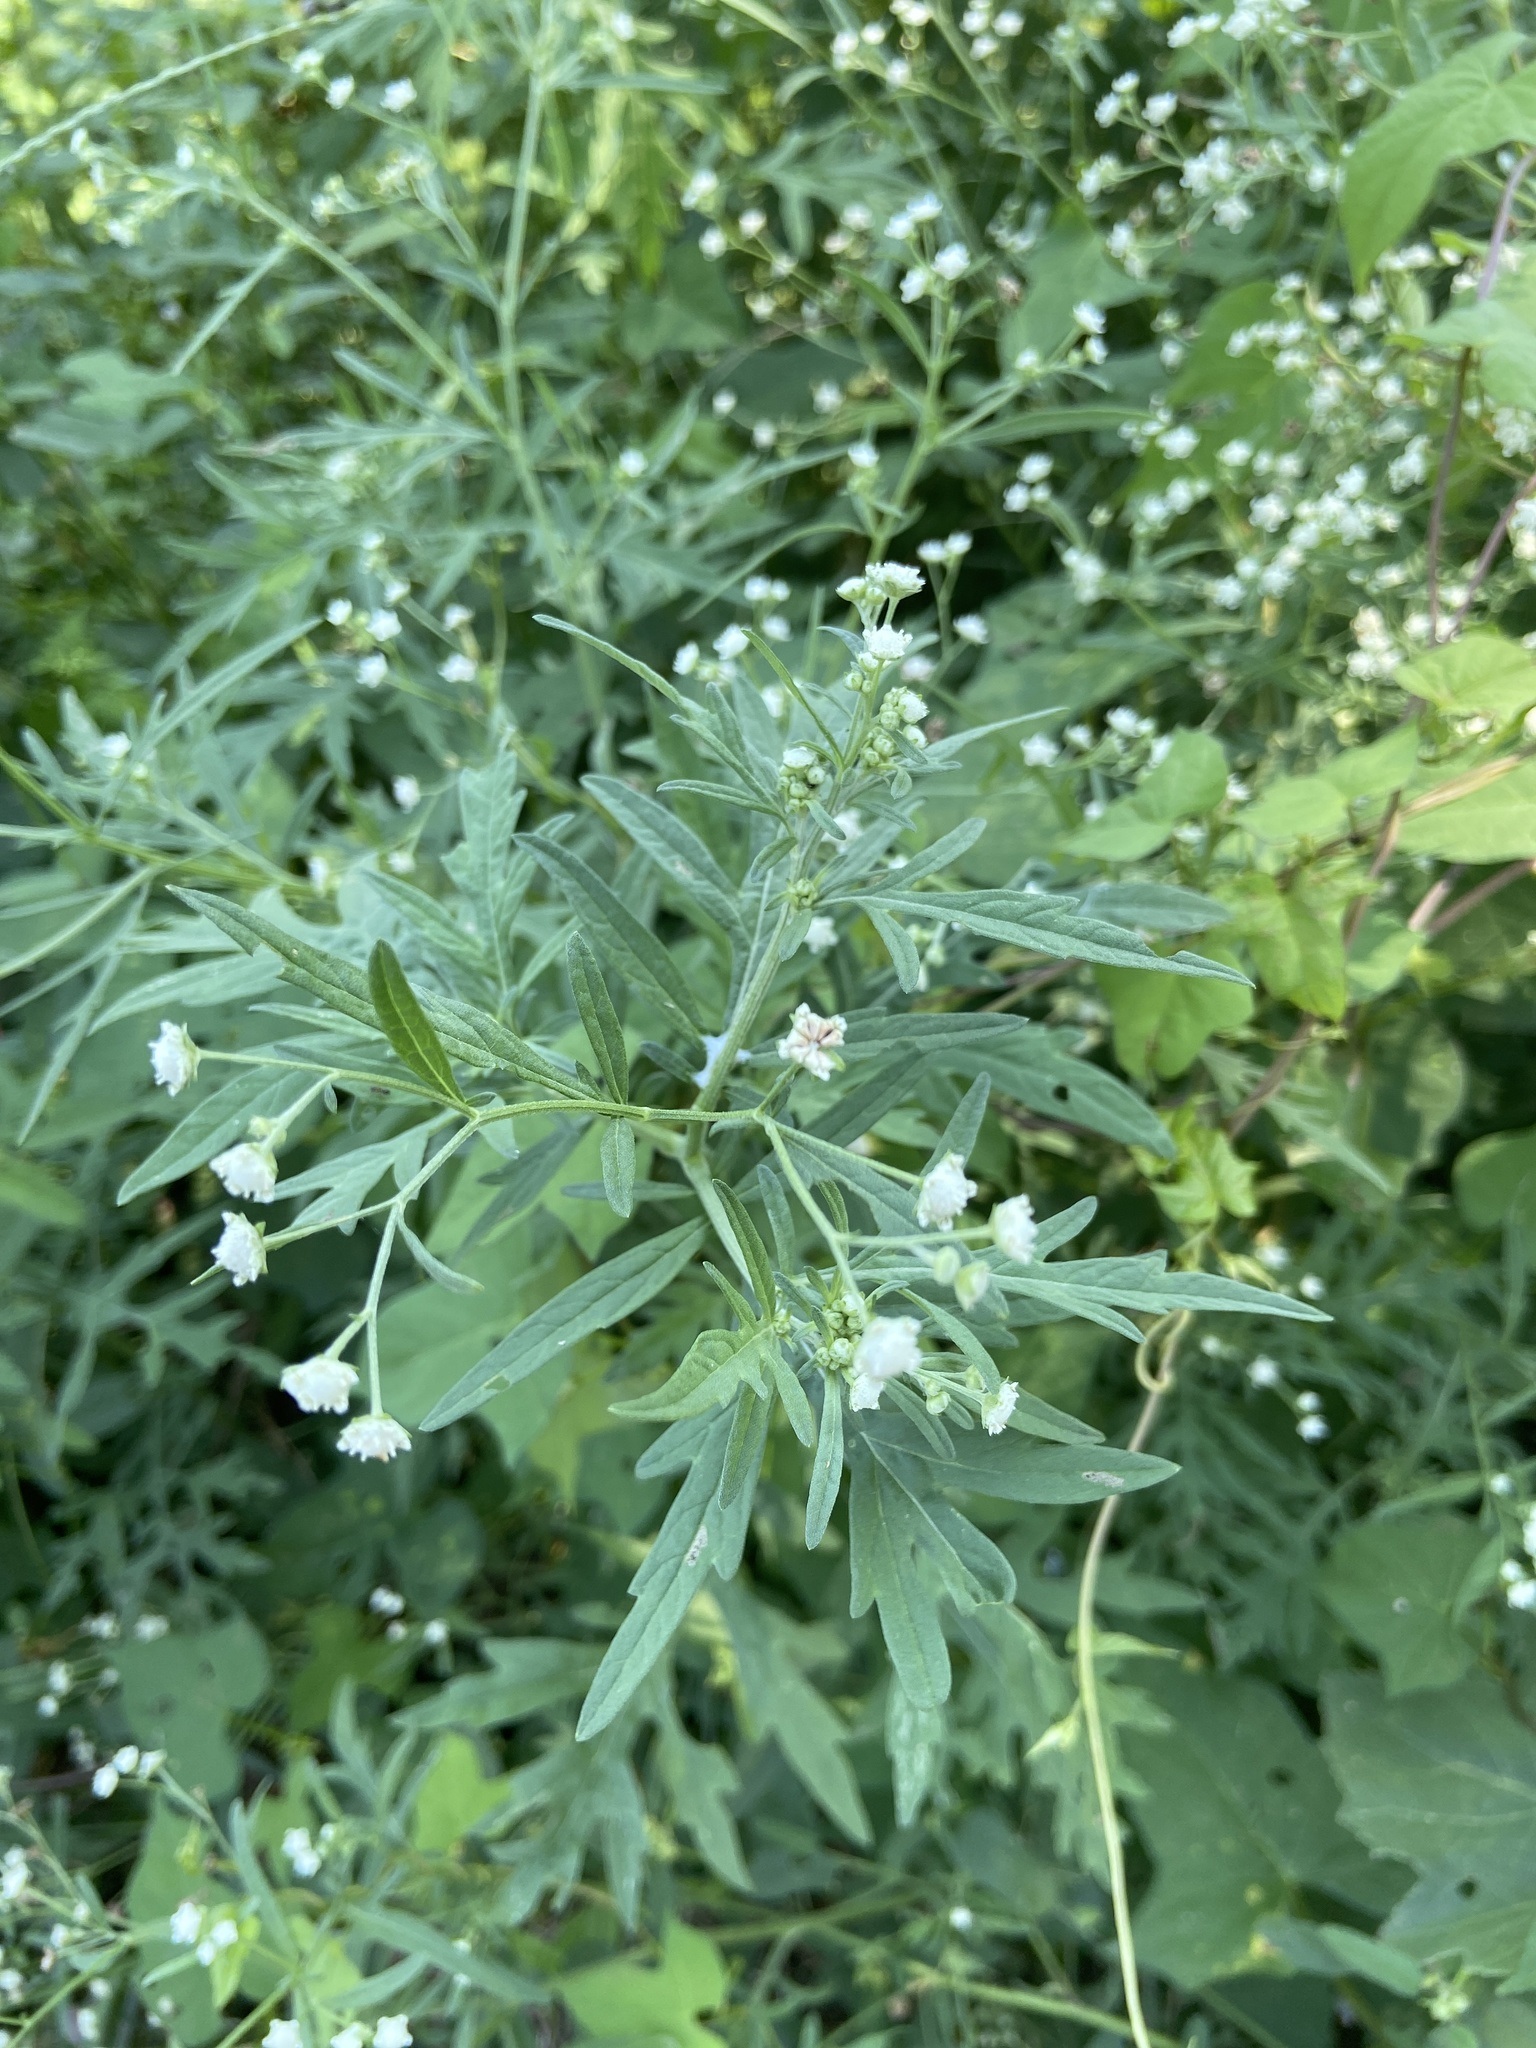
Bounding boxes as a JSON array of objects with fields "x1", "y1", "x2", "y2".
[
  {"x1": 804, "y1": 915, "x2": 838, "y2": 956},
  {"x1": 863, "y1": 624, "x2": 911, "y2": 661},
  {"x1": 617, "y1": 447, "x2": 647, "y2": 478},
  {"x1": 282, "y1": 1828, "x2": 322, "y2": 1879},
  {"x1": 699, "y1": 225, "x2": 726, "y2": 259},
  {"x1": 714, "y1": 623, "x2": 749, "y2": 659},
  {"x1": 1159, "y1": 424, "x2": 1198, "y2": 460},
  {"x1": 392, "y1": 774, "x2": 421, "y2": 810},
  {"x1": 1297, "y1": 1414, "x2": 1330, "y2": 1444},
  {"x1": 1022, "y1": 734, "x2": 1058, "y2": 767},
  {"x1": 381, "y1": 79, "x2": 416, "y2": 111},
  {"x1": 423, "y1": 1617, "x2": 450, "y2": 1646},
  {"x1": 134, "y1": 1612, "x2": 169, "y2": 1640},
  {"x1": 331, "y1": 2027, "x2": 367, "y2": 2048},
  {"x1": 1298, "y1": 1273, "x2": 1325, "y2": 1301},
  {"x1": 212, "y1": 1213, "x2": 266, "y2": 1286},
  {"x1": 169, "y1": 1902, "x2": 203, "y2": 1947},
  {"x1": 337, "y1": 1415, "x2": 412, "y2": 1461},
  {"x1": 1523, "y1": 1507, "x2": 1536, "y2": 1560},
  {"x1": 931, "y1": 241, "x2": 969, "y2": 281},
  {"x1": 369, "y1": 1585, "x2": 406, "y2": 1617},
  {"x1": 439, "y1": 652, "x2": 477, "y2": 684},
  {"x1": 1144, "y1": 91, "x2": 1177, "y2": 123},
  {"x1": 326, "y1": 74, "x2": 355, "y2": 107},
  {"x1": 265, "y1": 2023, "x2": 303, "y2": 2048},
  {"x1": 367, "y1": 609, "x2": 401, "y2": 641},
  {"x1": 358, "y1": 654, "x2": 388, "y2": 688},
  {"x1": 1072, "y1": 301, "x2": 1105, "y2": 334},
  {"x1": 949, "y1": 1904, "x2": 975, "y2": 1931},
  {"x1": 1509, "y1": 1578, "x2": 1536, "y2": 1612},
  {"x1": 850, "y1": 1316, "x2": 922, "y2": 1404},
  {"x1": 954, "y1": 613, "x2": 988, "y2": 645},
  {"x1": 1247, "y1": 1356, "x2": 1281, "y2": 1390},
  {"x1": 992, "y1": 1194, "x2": 1037, "y2": 1263},
  {"x1": 981, "y1": 1381, "x2": 1019, "y2": 1434},
  {"x1": 777, "y1": 1004, "x2": 846, "y2": 1080},
  {"x1": 281, "y1": 1356, "x2": 358, "y2": 1414},
  {"x1": 149, "y1": 1021, "x2": 200, "y2": 1096},
  {"x1": 209, "y1": 1141, "x2": 278, "y2": 1204},
  {"x1": 917, "y1": 1153, "x2": 977, "y2": 1232},
  {"x1": 848, "y1": 441, "x2": 879, "y2": 470},
  {"x1": 326, "y1": 598, "x2": 354, "y2": 626},
  {"x1": 443, "y1": 602, "x2": 473, "y2": 629},
  {"x1": 91, "y1": 1766, "x2": 119, "y2": 1799},
  {"x1": 374, "y1": 2020, "x2": 412, "y2": 2048},
  {"x1": 672, "y1": 642, "x2": 700, "y2": 676}
]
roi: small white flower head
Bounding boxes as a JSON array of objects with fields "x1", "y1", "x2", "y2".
[
  {"x1": 134, "y1": 1612, "x2": 169, "y2": 1641},
  {"x1": 381, "y1": 79, "x2": 416, "y2": 111},
  {"x1": 337, "y1": 1414, "x2": 412, "y2": 1461},
  {"x1": 1073, "y1": 301, "x2": 1106, "y2": 335},
  {"x1": 1144, "y1": 90, "x2": 1177, "y2": 124},
  {"x1": 1490, "y1": 1471, "x2": 1515, "y2": 1497},
  {"x1": 863, "y1": 623, "x2": 912, "y2": 662},
  {"x1": 366, "y1": 609, "x2": 400, "y2": 641},
  {"x1": 848, "y1": 440, "x2": 880, "y2": 471},
  {"x1": 331, "y1": 2027, "x2": 367, "y2": 2048},
  {"x1": 209, "y1": 1141, "x2": 278, "y2": 1204},
  {"x1": 326, "y1": 74, "x2": 355, "y2": 107},
  {"x1": 777, "y1": 1003, "x2": 846, "y2": 1081},
  {"x1": 1298, "y1": 1273, "x2": 1326, "y2": 1301},
  {"x1": 326, "y1": 598, "x2": 354, "y2": 626},
  {"x1": 1247, "y1": 1356, "x2": 1281, "y2": 1390},
  {"x1": 699, "y1": 224, "x2": 727, "y2": 259},
  {"x1": 948, "y1": 1904, "x2": 975, "y2": 1932},
  {"x1": 1523, "y1": 1506, "x2": 1536, "y2": 1560},
  {"x1": 374, "y1": 2020, "x2": 412, "y2": 2048},
  {"x1": 1022, "y1": 733, "x2": 1058, "y2": 767},
  {"x1": 358, "y1": 654, "x2": 389, "y2": 689},
  {"x1": 265, "y1": 2023, "x2": 303, "y2": 2048},
  {"x1": 169, "y1": 1901, "x2": 203, "y2": 1947},
  {"x1": 954, "y1": 613, "x2": 988, "y2": 645},
  {"x1": 392, "y1": 774, "x2": 421, "y2": 811},
  {"x1": 992, "y1": 1193, "x2": 1037, "y2": 1264},
  {"x1": 440, "y1": 652, "x2": 477, "y2": 684},
  {"x1": 109, "y1": 1745, "x2": 140, "y2": 1777},
  {"x1": 282, "y1": 1828, "x2": 322, "y2": 1880},
  {"x1": 212, "y1": 1213, "x2": 266, "y2": 1287},
  {"x1": 423, "y1": 1617, "x2": 450, "y2": 1646},
  {"x1": 281, "y1": 1356, "x2": 358, "y2": 1415},
  {"x1": 617, "y1": 447, "x2": 647, "y2": 479},
  {"x1": 954, "y1": 1262, "x2": 991, "y2": 1311},
  {"x1": 981, "y1": 1381, "x2": 1019, "y2": 1435},
  {"x1": 369, "y1": 1585, "x2": 406, "y2": 1617},
  {"x1": 714, "y1": 623, "x2": 749, "y2": 660},
  {"x1": 149, "y1": 1021, "x2": 200, "y2": 1097},
  {"x1": 1509, "y1": 1577, "x2": 1536, "y2": 1612},
  {"x1": 443, "y1": 602, "x2": 473, "y2": 630},
  {"x1": 932, "y1": 241, "x2": 970, "y2": 282},
  {"x1": 91, "y1": 1765, "x2": 119, "y2": 1799},
  {"x1": 849, "y1": 1317, "x2": 922, "y2": 1411},
  {"x1": 672, "y1": 641, "x2": 700, "y2": 676},
  {"x1": 804, "y1": 914, "x2": 838, "y2": 957},
  {"x1": 916, "y1": 1152, "x2": 977, "y2": 1232},
  {"x1": 1297, "y1": 1414, "x2": 1330, "y2": 1444}
]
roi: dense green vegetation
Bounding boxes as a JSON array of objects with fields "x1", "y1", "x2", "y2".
[{"x1": 4, "y1": 3, "x2": 1536, "y2": 2047}]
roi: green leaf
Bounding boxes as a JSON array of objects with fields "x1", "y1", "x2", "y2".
[
  {"x1": 525, "y1": 835, "x2": 708, "y2": 1033},
  {"x1": 1323, "y1": 1671, "x2": 1536, "y2": 1972},
  {"x1": 583, "y1": 774, "x2": 745, "y2": 935},
  {"x1": 600, "y1": 1118, "x2": 637, "y2": 1217},
  {"x1": 868, "y1": 904, "x2": 922, "y2": 991},
  {"x1": 1340, "y1": 33, "x2": 1536, "y2": 283},
  {"x1": 0, "y1": 1146, "x2": 85, "y2": 1229},
  {"x1": 1399, "y1": 630, "x2": 1536, "y2": 719},
  {"x1": 806, "y1": 1379, "x2": 844, "y2": 1548},
  {"x1": 1318, "y1": 1514, "x2": 1487, "y2": 1695},
  {"x1": 351, "y1": 1906, "x2": 538, "y2": 2004},
  {"x1": 856, "y1": 889, "x2": 1250, "y2": 981},
  {"x1": 421, "y1": 1219, "x2": 706, "y2": 1429},
  {"x1": 577, "y1": 1402, "x2": 765, "y2": 1738},
  {"x1": 568, "y1": 934, "x2": 629, "y2": 1100},
  {"x1": 1125, "y1": 1665, "x2": 1398, "y2": 1989},
  {"x1": 368, "y1": 940, "x2": 466, "y2": 1100},
  {"x1": 558, "y1": 1919, "x2": 727, "y2": 2048},
  {"x1": 711, "y1": 1179, "x2": 776, "y2": 1315},
  {"x1": 1222, "y1": 873, "x2": 1348, "y2": 1021},
  {"x1": 847, "y1": 1444, "x2": 952, "y2": 1709},
  {"x1": 1454, "y1": 1125, "x2": 1536, "y2": 1230},
  {"x1": 393, "y1": 1638, "x2": 601, "y2": 1728},
  {"x1": 609, "y1": 1326, "x2": 770, "y2": 1423},
  {"x1": 861, "y1": 1414, "x2": 1176, "y2": 1504},
  {"x1": 1396, "y1": 758, "x2": 1536, "y2": 862},
  {"x1": 1098, "y1": 948, "x2": 1253, "y2": 1080},
  {"x1": 118, "y1": 1068, "x2": 295, "y2": 1205},
  {"x1": 719, "y1": 1382, "x2": 767, "y2": 1506}
]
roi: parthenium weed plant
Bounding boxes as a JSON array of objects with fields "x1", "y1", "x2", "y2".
[{"x1": 3, "y1": 3, "x2": 1536, "y2": 2048}]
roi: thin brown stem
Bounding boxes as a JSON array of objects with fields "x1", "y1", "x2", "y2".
[
  {"x1": 1478, "y1": 147, "x2": 1536, "y2": 300},
  {"x1": 1407, "y1": 864, "x2": 1466, "y2": 932},
  {"x1": 1341, "y1": 794, "x2": 1401, "y2": 950},
  {"x1": 1227, "y1": 1023, "x2": 1315, "y2": 1140},
  {"x1": 1426, "y1": 857, "x2": 1536, "y2": 938},
  {"x1": 1447, "y1": 468, "x2": 1536, "y2": 637}
]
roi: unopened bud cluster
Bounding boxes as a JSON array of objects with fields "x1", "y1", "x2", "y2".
[
  {"x1": 861, "y1": 685, "x2": 928, "y2": 769},
  {"x1": 779, "y1": 742, "x2": 828, "y2": 810}
]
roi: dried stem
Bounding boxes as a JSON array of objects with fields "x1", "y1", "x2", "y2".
[
  {"x1": 1426, "y1": 857, "x2": 1536, "y2": 938},
  {"x1": 1407, "y1": 864, "x2": 1466, "y2": 933},
  {"x1": 1478, "y1": 147, "x2": 1536, "y2": 300},
  {"x1": 1227, "y1": 1022, "x2": 1314, "y2": 1140}
]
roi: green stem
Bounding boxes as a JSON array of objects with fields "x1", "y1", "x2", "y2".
[{"x1": 912, "y1": 1973, "x2": 1182, "y2": 2048}]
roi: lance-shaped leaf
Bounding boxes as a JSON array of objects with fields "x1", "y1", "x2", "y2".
[
  {"x1": 524, "y1": 835, "x2": 708, "y2": 1033},
  {"x1": 369, "y1": 941, "x2": 466, "y2": 1102},
  {"x1": 583, "y1": 774, "x2": 745, "y2": 936},
  {"x1": 849, "y1": 888, "x2": 1250, "y2": 981},
  {"x1": 118, "y1": 1068, "x2": 296, "y2": 1205},
  {"x1": 421, "y1": 1219, "x2": 706, "y2": 1429},
  {"x1": 568, "y1": 934, "x2": 628, "y2": 1100},
  {"x1": 577, "y1": 1402, "x2": 766, "y2": 1738},
  {"x1": 600, "y1": 1118, "x2": 637, "y2": 1217},
  {"x1": 806, "y1": 1379, "x2": 845, "y2": 1549},
  {"x1": 847, "y1": 1444, "x2": 953, "y2": 1709},
  {"x1": 610, "y1": 1326, "x2": 771, "y2": 1423}
]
